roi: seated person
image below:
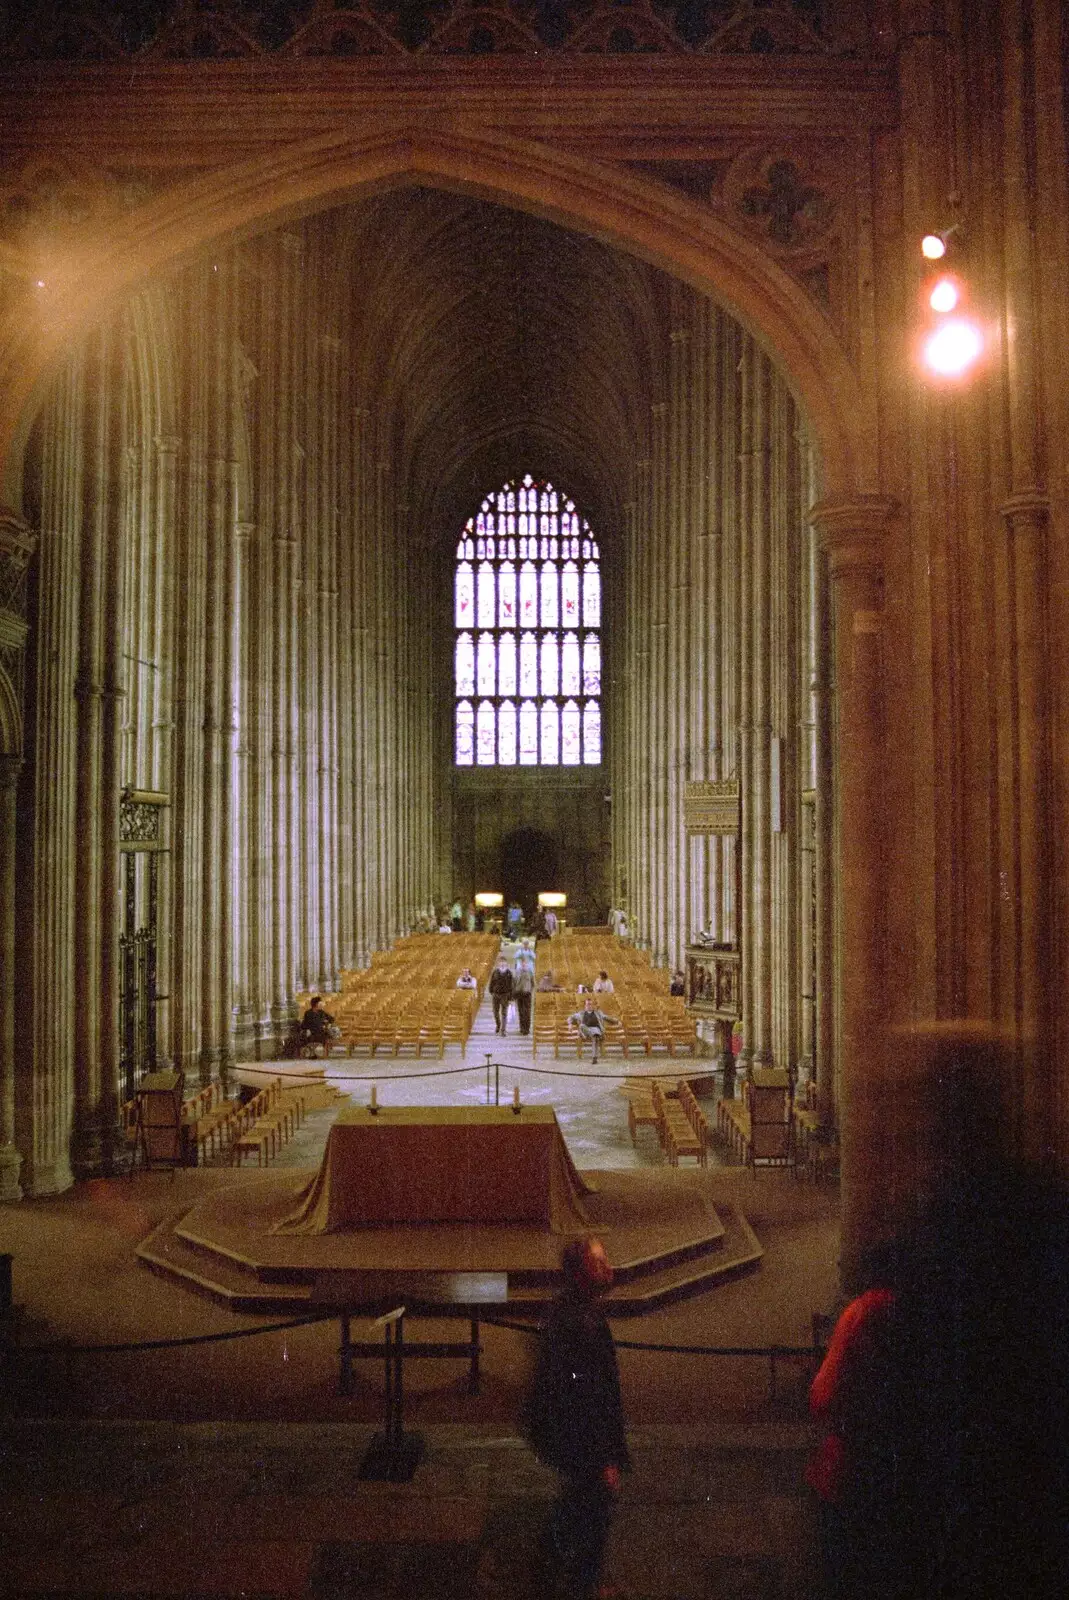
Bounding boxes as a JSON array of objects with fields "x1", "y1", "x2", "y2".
[
  {"x1": 300, "y1": 995, "x2": 335, "y2": 1056},
  {"x1": 567, "y1": 1001, "x2": 619, "y2": 1065},
  {"x1": 537, "y1": 969, "x2": 563, "y2": 992},
  {"x1": 456, "y1": 967, "x2": 478, "y2": 989},
  {"x1": 670, "y1": 970, "x2": 686, "y2": 997},
  {"x1": 592, "y1": 970, "x2": 615, "y2": 994}
]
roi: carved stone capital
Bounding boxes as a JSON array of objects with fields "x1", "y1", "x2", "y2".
[
  {"x1": 808, "y1": 494, "x2": 897, "y2": 587},
  {"x1": 1000, "y1": 488, "x2": 1049, "y2": 535}
]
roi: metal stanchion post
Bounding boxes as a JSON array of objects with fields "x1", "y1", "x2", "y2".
[{"x1": 357, "y1": 1306, "x2": 425, "y2": 1482}]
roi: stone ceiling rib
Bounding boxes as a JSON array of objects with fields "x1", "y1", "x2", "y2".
[{"x1": 316, "y1": 187, "x2": 662, "y2": 543}]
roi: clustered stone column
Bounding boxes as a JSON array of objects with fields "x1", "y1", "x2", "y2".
[
  {"x1": 613, "y1": 302, "x2": 822, "y2": 1081},
  {"x1": 13, "y1": 223, "x2": 440, "y2": 1191},
  {"x1": 809, "y1": 495, "x2": 895, "y2": 1286}
]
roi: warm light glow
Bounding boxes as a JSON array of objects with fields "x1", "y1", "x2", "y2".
[
  {"x1": 474, "y1": 891, "x2": 504, "y2": 908},
  {"x1": 929, "y1": 277, "x2": 959, "y2": 313},
  {"x1": 923, "y1": 318, "x2": 983, "y2": 377},
  {"x1": 921, "y1": 233, "x2": 947, "y2": 260},
  {"x1": 538, "y1": 892, "x2": 567, "y2": 908}
]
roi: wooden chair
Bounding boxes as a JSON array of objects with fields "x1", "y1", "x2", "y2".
[
  {"x1": 624, "y1": 1082, "x2": 659, "y2": 1148},
  {"x1": 746, "y1": 1071, "x2": 794, "y2": 1174},
  {"x1": 717, "y1": 1091, "x2": 752, "y2": 1164}
]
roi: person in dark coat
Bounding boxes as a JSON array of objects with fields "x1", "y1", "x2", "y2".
[
  {"x1": 488, "y1": 958, "x2": 513, "y2": 1035},
  {"x1": 523, "y1": 1236, "x2": 629, "y2": 1599},
  {"x1": 299, "y1": 995, "x2": 334, "y2": 1057},
  {"x1": 512, "y1": 961, "x2": 534, "y2": 1036}
]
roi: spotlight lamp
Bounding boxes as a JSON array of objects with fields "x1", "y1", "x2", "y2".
[{"x1": 918, "y1": 225, "x2": 982, "y2": 380}]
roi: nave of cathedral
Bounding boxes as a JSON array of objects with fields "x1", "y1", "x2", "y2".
[{"x1": 2, "y1": 3, "x2": 1069, "y2": 1593}]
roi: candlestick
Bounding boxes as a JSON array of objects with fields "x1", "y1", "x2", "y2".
[
  {"x1": 369, "y1": 1083, "x2": 378, "y2": 1113},
  {"x1": 512, "y1": 1084, "x2": 521, "y2": 1113}
]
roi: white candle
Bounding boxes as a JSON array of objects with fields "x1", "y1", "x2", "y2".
[
  {"x1": 513, "y1": 1084, "x2": 520, "y2": 1109},
  {"x1": 370, "y1": 1083, "x2": 377, "y2": 1109}
]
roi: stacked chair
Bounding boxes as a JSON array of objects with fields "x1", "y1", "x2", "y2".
[{"x1": 651, "y1": 1079, "x2": 708, "y2": 1166}]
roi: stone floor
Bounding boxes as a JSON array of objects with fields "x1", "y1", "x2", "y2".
[{"x1": 0, "y1": 1417, "x2": 822, "y2": 1599}]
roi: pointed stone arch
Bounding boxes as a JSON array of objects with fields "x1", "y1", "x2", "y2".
[{"x1": 0, "y1": 124, "x2": 872, "y2": 504}]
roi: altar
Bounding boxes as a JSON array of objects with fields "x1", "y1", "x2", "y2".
[{"x1": 273, "y1": 1105, "x2": 593, "y2": 1236}]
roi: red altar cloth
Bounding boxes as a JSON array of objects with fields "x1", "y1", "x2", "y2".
[{"x1": 272, "y1": 1105, "x2": 592, "y2": 1236}]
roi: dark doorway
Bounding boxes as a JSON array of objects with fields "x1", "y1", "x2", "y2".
[{"x1": 500, "y1": 827, "x2": 559, "y2": 921}]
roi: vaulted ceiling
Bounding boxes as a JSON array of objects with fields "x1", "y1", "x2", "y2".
[{"x1": 318, "y1": 186, "x2": 676, "y2": 545}]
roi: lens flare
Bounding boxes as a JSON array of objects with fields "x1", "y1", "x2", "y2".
[
  {"x1": 929, "y1": 277, "x2": 959, "y2": 313},
  {"x1": 923, "y1": 318, "x2": 983, "y2": 377}
]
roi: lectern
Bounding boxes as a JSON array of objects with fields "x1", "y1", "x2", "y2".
[{"x1": 132, "y1": 1069, "x2": 185, "y2": 1173}]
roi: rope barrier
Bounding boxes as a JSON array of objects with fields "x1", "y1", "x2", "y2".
[
  {"x1": 12, "y1": 1311, "x2": 336, "y2": 1356},
  {"x1": 12, "y1": 1312, "x2": 817, "y2": 1366},
  {"x1": 481, "y1": 1315, "x2": 819, "y2": 1361},
  {"x1": 283, "y1": 1058, "x2": 701, "y2": 1085}
]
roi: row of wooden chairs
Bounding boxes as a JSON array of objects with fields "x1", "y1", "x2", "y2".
[
  {"x1": 531, "y1": 994, "x2": 697, "y2": 1058},
  {"x1": 231, "y1": 1078, "x2": 308, "y2": 1167},
  {"x1": 652, "y1": 1079, "x2": 709, "y2": 1165},
  {"x1": 291, "y1": 935, "x2": 499, "y2": 1060},
  {"x1": 331, "y1": 993, "x2": 478, "y2": 1057},
  {"x1": 120, "y1": 1076, "x2": 307, "y2": 1167},
  {"x1": 622, "y1": 1076, "x2": 710, "y2": 1165}
]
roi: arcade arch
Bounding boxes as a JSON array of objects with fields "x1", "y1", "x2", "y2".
[{"x1": 2, "y1": 150, "x2": 890, "y2": 1279}]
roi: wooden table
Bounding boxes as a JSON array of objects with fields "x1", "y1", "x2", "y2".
[
  {"x1": 310, "y1": 1269, "x2": 510, "y2": 1396},
  {"x1": 273, "y1": 1105, "x2": 592, "y2": 1235}
]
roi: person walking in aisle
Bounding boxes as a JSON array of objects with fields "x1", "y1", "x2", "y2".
[
  {"x1": 489, "y1": 957, "x2": 513, "y2": 1036},
  {"x1": 513, "y1": 961, "x2": 534, "y2": 1036}
]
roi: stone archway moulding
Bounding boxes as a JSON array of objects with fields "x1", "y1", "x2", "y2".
[{"x1": 0, "y1": 123, "x2": 876, "y2": 504}]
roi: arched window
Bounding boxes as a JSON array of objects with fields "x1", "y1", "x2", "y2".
[{"x1": 454, "y1": 475, "x2": 602, "y2": 766}]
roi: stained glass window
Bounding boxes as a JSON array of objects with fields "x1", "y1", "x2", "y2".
[
  {"x1": 456, "y1": 633, "x2": 475, "y2": 696},
  {"x1": 540, "y1": 700, "x2": 559, "y2": 764},
  {"x1": 583, "y1": 702, "x2": 601, "y2": 764},
  {"x1": 561, "y1": 699, "x2": 581, "y2": 765},
  {"x1": 498, "y1": 633, "x2": 517, "y2": 697},
  {"x1": 540, "y1": 633, "x2": 559, "y2": 697},
  {"x1": 456, "y1": 562, "x2": 474, "y2": 628},
  {"x1": 477, "y1": 562, "x2": 495, "y2": 628},
  {"x1": 477, "y1": 633, "x2": 496, "y2": 696},
  {"x1": 477, "y1": 700, "x2": 495, "y2": 765},
  {"x1": 454, "y1": 475, "x2": 602, "y2": 765},
  {"x1": 582, "y1": 635, "x2": 600, "y2": 695},
  {"x1": 519, "y1": 700, "x2": 538, "y2": 764},
  {"x1": 498, "y1": 562, "x2": 516, "y2": 628},
  {"x1": 519, "y1": 632, "x2": 538, "y2": 697},
  {"x1": 456, "y1": 700, "x2": 474, "y2": 765},
  {"x1": 498, "y1": 700, "x2": 517, "y2": 765}
]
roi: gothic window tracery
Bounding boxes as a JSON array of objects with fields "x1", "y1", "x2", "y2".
[{"x1": 454, "y1": 474, "x2": 601, "y2": 765}]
